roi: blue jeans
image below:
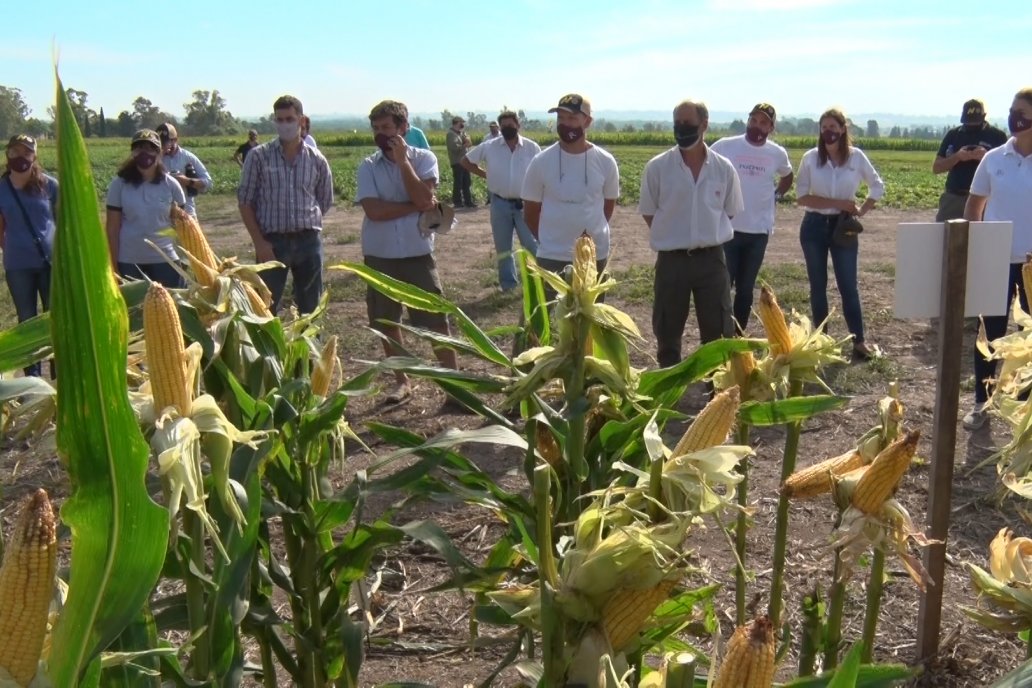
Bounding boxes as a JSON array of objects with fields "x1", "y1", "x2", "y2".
[
  {"x1": 5, "y1": 267, "x2": 51, "y2": 376},
  {"x1": 974, "y1": 262, "x2": 1028, "y2": 403},
  {"x1": 261, "y1": 231, "x2": 323, "y2": 315},
  {"x1": 723, "y1": 231, "x2": 769, "y2": 332},
  {"x1": 489, "y1": 195, "x2": 538, "y2": 290},
  {"x1": 118, "y1": 262, "x2": 185, "y2": 289},
  {"x1": 799, "y1": 212, "x2": 864, "y2": 343}
]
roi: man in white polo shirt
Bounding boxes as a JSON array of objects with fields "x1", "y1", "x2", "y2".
[
  {"x1": 711, "y1": 103, "x2": 793, "y2": 333},
  {"x1": 639, "y1": 98, "x2": 743, "y2": 367},
  {"x1": 462, "y1": 110, "x2": 541, "y2": 291}
]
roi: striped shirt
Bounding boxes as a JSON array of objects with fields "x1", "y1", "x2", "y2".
[{"x1": 237, "y1": 138, "x2": 334, "y2": 234}]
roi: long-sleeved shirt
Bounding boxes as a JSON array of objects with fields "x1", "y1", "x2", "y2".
[
  {"x1": 796, "y1": 147, "x2": 885, "y2": 215},
  {"x1": 446, "y1": 128, "x2": 469, "y2": 165},
  {"x1": 161, "y1": 147, "x2": 213, "y2": 217},
  {"x1": 237, "y1": 139, "x2": 334, "y2": 235}
]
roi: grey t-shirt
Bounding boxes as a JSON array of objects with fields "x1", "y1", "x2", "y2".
[{"x1": 106, "y1": 174, "x2": 186, "y2": 264}]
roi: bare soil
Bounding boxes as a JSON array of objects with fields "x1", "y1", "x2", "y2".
[{"x1": 2, "y1": 200, "x2": 1025, "y2": 687}]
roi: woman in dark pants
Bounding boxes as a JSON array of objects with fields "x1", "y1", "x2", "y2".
[
  {"x1": 0, "y1": 134, "x2": 58, "y2": 377},
  {"x1": 962, "y1": 87, "x2": 1032, "y2": 430},
  {"x1": 795, "y1": 108, "x2": 885, "y2": 360}
]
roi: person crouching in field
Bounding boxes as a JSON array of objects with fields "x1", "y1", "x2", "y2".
[
  {"x1": 961, "y1": 87, "x2": 1032, "y2": 430},
  {"x1": 357, "y1": 99, "x2": 459, "y2": 406},
  {"x1": 638, "y1": 99, "x2": 742, "y2": 367},
  {"x1": 795, "y1": 108, "x2": 884, "y2": 362}
]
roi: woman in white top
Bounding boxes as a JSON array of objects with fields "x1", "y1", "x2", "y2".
[
  {"x1": 960, "y1": 86, "x2": 1032, "y2": 430},
  {"x1": 795, "y1": 107, "x2": 885, "y2": 360}
]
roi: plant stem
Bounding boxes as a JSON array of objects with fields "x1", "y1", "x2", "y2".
[
  {"x1": 861, "y1": 548, "x2": 886, "y2": 663},
  {"x1": 665, "y1": 652, "x2": 697, "y2": 688},
  {"x1": 735, "y1": 423, "x2": 751, "y2": 626},
  {"x1": 563, "y1": 314, "x2": 592, "y2": 522},
  {"x1": 798, "y1": 585, "x2": 821, "y2": 676},
  {"x1": 300, "y1": 463, "x2": 327, "y2": 688},
  {"x1": 647, "y1": 445, "x2": 665, "y2": 524},
  {"x1": 183, "y1": 510, "x2": 210, "y2": 680},
  {"x1": 768, "y1": 378, "x2": 804, "y2": 627},
  {"x1": 283, "y1": 519, "x2": 317, "y2": 688},
  {"x1": 824, "y1": 549, "x2": 847, "y2": 671},
  {"x1": 535, "y1": 466, "x2": 564, "y2": 685}
]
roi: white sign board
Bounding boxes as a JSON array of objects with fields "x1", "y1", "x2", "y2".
[{"x1": 894, "y1": 221, "x2": 1013, "y2": 318}]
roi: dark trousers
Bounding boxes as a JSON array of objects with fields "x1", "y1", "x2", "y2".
[
  {"x1": 451, "y1": 164, "x2": 473, "y2": 207},
  {"x1": 799, "y1": 211, "x2": 864, "y2": 343},
  {"x1": 5, "y1": 267, "x2": 51, "y2": 377},
  {"x1": 936, "y1": 191, "x2": 968, "y2": 222},
  {"x1": 118, "y1": 261, "x2": 185, "y2": 289},
  {"x1": 974, "y1": 262, "x2": 1027, "y2": 404},
  {"x1": 652, "y1": 247, "x2": 733, "y2": 368},
  {"x1": 260, "y1": 231, "x2": 324, "y2": 315},
  {"x1": 723, "y1": 231, "x2": 770, "y2": 333}
]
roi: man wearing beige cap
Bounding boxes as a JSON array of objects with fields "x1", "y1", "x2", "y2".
[
  {"x1": 446, "y1": 115, "x2": 475, "y2": 207},
  {"x1": 933, "y1": 98, "x2": 1007, "y2": 221},
  {"x1": 521, "y1": 93, "x2": 620, "y2": 281}
]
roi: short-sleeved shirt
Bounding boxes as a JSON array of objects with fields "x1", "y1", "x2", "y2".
[
  {"x1": 106, "y1": 173, "x2": 186, "y2": 264},
  {"x1": 237, "y1": 139, "x2": 334, "y2": 235},
  {"x1": 936, "y1": 124, "x2": 1009, "y2": 194},
  {"x1": 404, "y1": 127, "x2": 431, "y2": 150},
  {"x1": 161, "y1": 147, "x2": 213, "y2": 217},
  {"x1": 0, "y1": 174, "x2": 58, "y2": 270},
  {"x1": 521, "y1": 143, "x2": 621, "y2": 261},
  {"x1": 710, "y1": 135, "x2": 792, "y2": 234},
  {"x1": 356, "y1": 148, "x2": 439, "y2": 259},
  {"x1": 970, "y1": 138, "x2": 1032, "y2": 262},
  {"x1": 464, "y1": 135, "x2": 541, "y2": 199},
  {"x1": 796, "y1": 147, "x2": 885, "y2": 216},
  {"x1": 638, "y1": 147, "x2": 744, "y2": 251},
  {"x1": 236, "y1": 141, "x2": 257, "y2": 162}
]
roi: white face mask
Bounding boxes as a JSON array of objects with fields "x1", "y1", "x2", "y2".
[{"x1": 277, "y1": 120, "x2": 300, "y2": 142}]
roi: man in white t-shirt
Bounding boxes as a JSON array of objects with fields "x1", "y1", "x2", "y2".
[
  {"x1": 639, "y1": 99, "x2": 743, "y2": 367},
  {"x1": 462, "y1": 111, "x2": 541, "y2": 291},
  {"x1": 521, "y1": 93, "x2": 620, "y2": 284},
  {"x1": 711, "y1": 103, "x2": 793, "y2": 333}
]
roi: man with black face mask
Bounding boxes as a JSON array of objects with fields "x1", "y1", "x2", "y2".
[
  {"x1": 639, "y1": 99, "x2": 743, "y2": 367},
  {"x1": 461, "y1": 111, "x2": 542, "y2": 291},
  {"x1": 933, "y1": 99, "x2": 1007, "y2": 221}
]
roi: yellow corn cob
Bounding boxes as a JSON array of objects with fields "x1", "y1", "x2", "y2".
[
  {"x1": 713, "y1": 616, "x2": 775, "y2": 688},
  {"x1": 311, "y1": 336, "x2": 339, "y2": 397},
  {"x1": 241, "y1": 282, "x2": 273, "y2": 318},
  {"x1": 758, "y1": 286, "x2": 792, "y2": 356},
  {"x1": 572, "y1": 233, "x2": 598, "y2": 297},
  {"x1": 1023, "y1": 255, "x2": 1032, "y2": 313},
  {"x1": 671, "y1": 386, "x2": 740, "y2": 457},
  {"x1": 851, "y1": 429, "x2": 920, "y2": 514},
  {"x1": 730, "y1": 351, "x2": 756, "y2": 398},
  {"x1": 172, "y1": 206, "x2": 219, "y2": 274},
  {"x1": 0, "y1": 489, "x2": 57, "y2": 687},
  {"x1": 602, "y1": 578, "x2": 678, "y2": 652},
  {"x1": 143, "y1": 283, "x2": 193, "y2": 416},
  {"x1": 782, "y1": 450, "x2": 866, "y2": 499},
  {"x1": 185, "y1": 250, "x2": 219, "y2": 289}
]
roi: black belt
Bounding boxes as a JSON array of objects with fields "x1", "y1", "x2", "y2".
[
  {"x1": 661, "y1": 245, "x2": 722, "y2": 257},
  {"x1": 492, "y1": 193, "x2": 523, "y2": 205}
]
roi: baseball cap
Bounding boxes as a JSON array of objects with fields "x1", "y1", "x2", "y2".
[
  {"x1": 131, "y1": 129, "x2": 162, "y2": 149},
  {"x1": 961, "y1": 99, "x2": 986, "y2": 124},
  {"x1": 548, "y1": 93, "x2": 592, "y2": 117},
  {"x1": 418, "y1": 202, "x2": 457, "y2": 237},
  {"x1": 156, "y1": 123, "x2": 178, "y2": 140},
  {"x1": 452, "y1": 116, "x2": 465, "y2": 124},
  {"x1": 750, "y1": 103, "x2": 777, "y2": 124},
  {"x1": 7, "y1": 134, "x2": 36, "y2": 153}
]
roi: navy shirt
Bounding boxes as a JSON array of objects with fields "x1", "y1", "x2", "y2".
[
  {"x1": 937, "y1": 124, "x2": 1009, "y2": 193},
  {"x1": 0, "y1": 174, "x2": 58, "y2": 270}
]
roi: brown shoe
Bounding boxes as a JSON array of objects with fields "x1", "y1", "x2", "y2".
[
  {"x1": 385, "y1": 382, "x2": 411, "y2": 404},
  {"x1": 852, "y1": 342, "x2": 877, "y2": 361}
]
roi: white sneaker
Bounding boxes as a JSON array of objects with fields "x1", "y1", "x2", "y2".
[{"x1": 962, "y1": 402, "x2": 989, "y2": 431}]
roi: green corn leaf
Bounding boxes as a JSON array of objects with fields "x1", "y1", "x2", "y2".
[
  {"x1": 0, "y1": 314, "x2": 51, "y2": 373},
  {"x1": 740, "y1": 395, "x2": 850, "y2": 426},
  {"x1": 46, "y1": 74, "x2": 170, "y2": 687},
  {"x1": 991, "y1": 656, "x2": 1032, "y2": 687},
  {"x1": 638, "y1": 338, "x2": 766, "y2": 406}
]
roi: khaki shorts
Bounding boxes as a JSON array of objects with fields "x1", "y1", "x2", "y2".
[
  {"x1": 364, "y1": 254, "x2": 447, "y2": 331},
  {"x1": 935, "y1": 191, "x2": 968, "y2": 222}
]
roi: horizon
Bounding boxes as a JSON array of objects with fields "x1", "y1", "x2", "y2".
[{"x1": 4, "y1": 0, "x2": 1029, "y2": 125}]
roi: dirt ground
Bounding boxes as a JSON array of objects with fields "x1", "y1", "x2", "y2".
[{"x1": 3, "y1": 200, "x2": 1026, "y2": 687}]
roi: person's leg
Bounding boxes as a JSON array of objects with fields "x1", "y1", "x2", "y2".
[
  {"x1": 829, "y1": 238, "x2": 864, "y2": 344},
  {"x1": 799, "y1": 213, "x2": 831, "y2": 331},
  {"x1": 365, "y1": 256, "x2": 410, "y2": 400},
  {"x1": 291, "y1": 232, "x2": 324, "y2": 315},
  {"x1": 36, "y1": 266, "x2": 54, "y2": 378},
  {"x1": 652, "y1": 252, "x2": 692, "y2": 367},
  {"x1": 461, "y1": 167, "x2": 474, "y2": 207},
  {"x1": 407, "y1": 255, "x2": 458, "y2": 369},
  {"x1": 935, "y1": 192, "x2": 967, "y2": 223},
  {"x1": 693, "y1": 250, "x2": 735, "y2": 344},
  {"x1": 490, "y1": 199, "x2": 519, "y2": 290},
  {"x1": 723, "y1": 233, "x2": 744, "y2": 329},
  {"x1": 6, "y1": 270, "x2": 43, "y2": 376},
  {"x1": 259, "y1": 235, "x2": 290, "y2": 313},
  {"x1": 450, "y1": 164, "x2": 463, "y2": 207},
  {"x1": 512, "y1": 204, "x2": 539, "y2": 257},
  {"x1": 733, "y1": 233, "x2": 769, "y2": 333},
  {"x1": 536, "y1": 257, "x2": 571, "y2": 302},
  {"x1": 974, "y1": 263, "x2": 1025, "y2": 404},
  {"x1": 125, "y1": 262, "x2": 185, "y2": 289}
]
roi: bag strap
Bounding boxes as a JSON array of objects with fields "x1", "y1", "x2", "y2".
[{"x1": 5, "y1": 176, "x2": 50, "y2": 265}]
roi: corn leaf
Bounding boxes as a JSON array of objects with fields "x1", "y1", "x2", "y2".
[
  {"x1": 0, "y1": 314, "x2": 51, "y2": 373},
  {"x1": 740, "y1": 395, "x2": 850, "y2": 426},
  {"x1": 991, "y1": 657, "x2": 1032, "y2": 687},
  {"x1": 46, "y1": 75, "x2": 170, "y2": 687},
  {"x1": 638, "y1": 338, "x2": 766, "y2": 406}
]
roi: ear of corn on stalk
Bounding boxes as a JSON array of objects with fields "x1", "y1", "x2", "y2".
[
  {"x1": 143, "y1": 283, "x2": 193, "y2": 417},
  {"x1": 241, "y1": 281, "x2": 272, "y2": 317},
  {"x1": 0, "y1": 489, "x2": 57, "y2": 687},
  {"x1": 758, "y1": 286, "x2": 792, "y2": 356},
  {"x1": 713, "y1": 615, "x2": 776, "y2": 688},
  {"x1": 782, "y1": 450, "x2": 865, "y2": 499},
  {"x1": 171, "y1": 206, "x2": 219, "y2": 274},
  {"x1": 311, "y1": 336, "x2": 339, "y2": 397},
  {"x1": 601, "y1": 577, "x2": 678, "y2": 652},
  {"x1": 535, "y1": 423, "x2": 563, "y2": 468},
  {"x1": 671, "y1": 386, "x2": 740, "y2": 457},
  {"x1": 851, "y1": 429, "x2": 920, "y2": 514}
]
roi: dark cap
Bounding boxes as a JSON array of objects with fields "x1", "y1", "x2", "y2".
[
  {"x1": 961, "y1": 99, "x2": 986, "y2": 124},
  {"x1": 452, "y1": 116, "x2": 465, "y2": 124},
  {"x1": 131, "y1": 129, "x2": 162, "y2": 149},
  {"x1": 7, "y1": 134, "x2": 36, "y2": 153},
  {"x1": 156, "y1": 122, "x2": 178, "y2": 140},
  {"x1": 750, "y1": 102, "x2": 777, "y2": 124},
  {"x1": 548, "y1": 93, "x2": 592, "y2": 117}
]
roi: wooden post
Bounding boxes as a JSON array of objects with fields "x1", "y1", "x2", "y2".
[{"x1": 916, "y1": 219, "x2": 970, "y2": 661}]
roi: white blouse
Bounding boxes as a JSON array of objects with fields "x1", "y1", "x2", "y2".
[{"x1": 796, "y1": 147, "x2": 885, "y2": 215}]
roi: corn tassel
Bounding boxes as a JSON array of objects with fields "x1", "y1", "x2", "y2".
[
  {"x1": 758, "y1": 286, "x2": 792, "y2": 356},
  {"x1": 172, "y1": 207, "x2": 219, "y2": 274},
  {"x1": 851, "y1": 429, "x2": 920, "y2": 514},
  {"x1": 671, "y1": 386, "x2": 740, "y2": 457},
  {"x1": 311, "y1": 336, "x2": 339, "y2": 397},
  {"x1": 0, "y1": 489, "x2": 57, "y2": 687},
  {"x1": 602, "y1": 578, "x2": 678, "y2": 652},
  {"x1": 242, "y1": 282, "x2": 272, "y2": 317},
  {"x1": 143, "y1": 283, "x2": 193, "y2": 416},
  {"x1": 783, "y1": 450, "x2": 866, "y2": 499},
  {"x1": 713, "y1": 615, "x2": 776, "y2": 688}
]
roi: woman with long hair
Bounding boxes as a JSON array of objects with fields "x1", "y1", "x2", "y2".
[
  {"x1": 962, "y1": 87, "x2": 1032, "y2": 430},
  {"x1": 105, "y1": 129, "x2": 186, "y2": 288},
  {"x1": 0, "y1": 134, "x2": 58, "y2": 377},
  {"x1": 795, "y1": 107, "x2": 885, "y2": 360}
]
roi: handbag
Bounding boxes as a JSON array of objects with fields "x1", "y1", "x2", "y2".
[
  {"x1": 5, "y1": 176, "x2": 51, "y2": 266},
  {"x1": 832, "y1": 211, "x2": 864, "y2": 248}
]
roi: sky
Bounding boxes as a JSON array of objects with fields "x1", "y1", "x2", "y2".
[{"x1": 4, "y1": 0, "x2": 1031, "y2": 124}]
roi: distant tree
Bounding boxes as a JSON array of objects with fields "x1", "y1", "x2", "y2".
[
  {"x1": 131, "y1": 97, "x2": 171, "y2": 130},
  {"x1": 621, "y1": 123, "x2": 635, "y2": 133},
  {"x1": 23, "y1": 118, "x2": 50, "y2": 138},
  {"x1": 466, "y1": 111, "x2": 487, "y2": 129},
  {"x1": 98, "y1": 107, "x2": 107, "y2": 137},
  {"x1": 440, "y1": 109, "x2": 454, "y2": 128},
  {"x1": 865, "y1": 119, "x2": 880, "y2": 138},
  {"x1": 796, "y1": 117, "x2": 817, "y2": 134},
  {"x1": 183, "y1": 89, "x2": 240, "y2": 135},
  {"x1": 603, "y1": 121, "x2": 617, "y2": 133},
  {"x1": 47, "y1": 88, "x2": 92, "y2": 132},
  {"x1": 0, "y1": 86, "x2": 31, "y2": 138},
  {"x1": 728, "y1": 119, "x2": 746, "y2": 135},
  {"x1": 848, "y1": 122, "x2": 862, "y2": 138},
  {"x1": 517, "y1": 109, "x2": 527, "y2": 122},
  {"x1": 888, "y1": 125, "x2": 902, "y2": 138},
  {"x1": 412, "y1": 116, "x2": 425, "y2": 129},
  {"x1": 115, "y1": 111, "x2": 137, "y2": 137}
]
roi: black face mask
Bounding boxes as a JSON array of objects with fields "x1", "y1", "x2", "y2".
[
  {"x1": 674, "y1": 123, "x2": 701, "y2": 149},
  {"x1": 501, "y1": 126, "x2": 518, "y2": 141}
]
